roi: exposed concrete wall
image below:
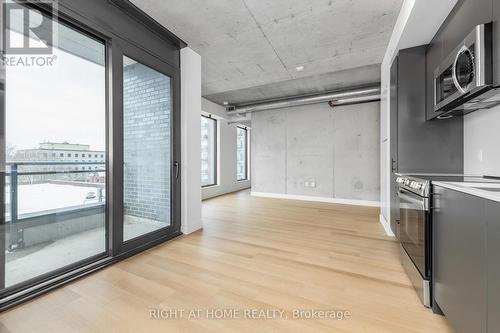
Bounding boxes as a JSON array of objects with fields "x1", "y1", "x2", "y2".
[
  {"x1": 285, "y1": 106, "x2": 335, "y2": 197},
  {"x1": 252, "y1": 101, "x2": 380, "y2": 202},
  {"x1": 334, "y1": 103, "x2": 381, "y2": 201},
  {"x1": 251, "y1": 109, "x2": 287, "y2": 194},
  {"x1": 201, "y1": 98, "x2": 251, "y2": 200},
  {"x1": 464, "y1": 106, "x2": 500, "y2": 176}
]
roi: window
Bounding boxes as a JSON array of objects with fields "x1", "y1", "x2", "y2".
[
  {"x1": 0, "y1": 0, "x2": 182, "y2": 308},
  {"x1": 236, "y1": 127, "x2": 248, "y2": 181},
  {"x1": 123, "y1": 55, "x2": 172, "y2": 241},
  {"x1": 3, "y1": 4, "x2": 106, "y2": 289},
  {"x1": 200, "y1": 115, "x2": 217, "y2": 187}
]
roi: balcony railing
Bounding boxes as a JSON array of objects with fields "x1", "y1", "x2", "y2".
[{"x1": 5, "y1": 162, "x2": 106, "y2": 251}]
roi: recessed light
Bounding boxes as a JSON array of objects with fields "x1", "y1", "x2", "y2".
[
  {"x1": 223, "y1": 101, "x2": 229, "y2": 106},
  {"x1": 296, "y1": 65, "x2": 304, "y2": 72}
]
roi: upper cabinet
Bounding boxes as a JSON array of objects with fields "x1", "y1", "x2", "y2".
[
  {"x1": 426, "y1": 0, "x2": 494, "y2": 120},
  {"x1": 441, "y1": 0, "x2": 493, "y2": 57},
  {"x1": 425, "y1": 37, "x2": 443, "y2": 121},
  {"x1": 395, "y1": 47, "x2": 464, "y2": 174},
  {"x1": 493, "y1": 0, "x2": 500, "y2": 83}
]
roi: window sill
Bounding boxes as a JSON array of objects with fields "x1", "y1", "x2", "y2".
[{"x1": 202, "y1": 184, "x2": 220, "y2": 189}]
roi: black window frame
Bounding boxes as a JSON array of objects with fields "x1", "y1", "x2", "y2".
[
  {"x1": 236, "y1": 126, "x2": 249, "y2": 181},
  {"x1": 201, "y1": 114, "x2": 218, "y2": 188}
]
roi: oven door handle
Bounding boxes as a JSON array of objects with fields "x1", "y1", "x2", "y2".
[{"x1": 398, "y1": 189, "x2": 429, "y2": 211}]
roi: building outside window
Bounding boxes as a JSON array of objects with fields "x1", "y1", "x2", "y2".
[
  {"x1": 236, "y1": 126, "x2": 248, "y2": 181},
  {"x1": 201, "y1": 115, "x2": 217, "y2": 187}
]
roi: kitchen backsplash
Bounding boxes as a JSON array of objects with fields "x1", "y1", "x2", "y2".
[{"x1": 464, "y1": 105, "x2": 500, "y2": 176}]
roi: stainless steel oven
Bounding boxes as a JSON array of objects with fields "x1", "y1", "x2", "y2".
[
  {"x1": 396, "y1": 176, "x2": 432, "y2": 307},
  {"x1": 395, "y1": 174, "x2": 490, "y2": 310},
  {"x1": 398, "y1": 188, "x2": 430, "y2": 278}
]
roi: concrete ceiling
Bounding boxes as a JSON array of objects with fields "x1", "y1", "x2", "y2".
[
  {"x1": 131, "y1": 0, "x2": 403, "y2": 105},
  {"x1": 206, "y1": 63, "x2": 381, "y2": 105}
]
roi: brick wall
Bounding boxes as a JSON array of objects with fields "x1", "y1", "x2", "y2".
[{"x1": 123, "y1": 62, "x2": 171, "y2": 224}]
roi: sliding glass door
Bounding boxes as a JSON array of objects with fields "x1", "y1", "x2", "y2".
[
  {"x1": 115, "y1": 41, "x2": 181, "y2": 252},
  {"x1": 1, "y1": 3, "x2": 107, "y2": 292},
  {"x1": 122, "y1": 56, "x2": 172, "y2": 241},
  {"x1": 0, "y1": 1, "x2": 181, "y2": 306}
]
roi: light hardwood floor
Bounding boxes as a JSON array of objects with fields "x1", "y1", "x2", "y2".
[{"x1": 0, "y1": 190, "x2": 452, "y2": 332}]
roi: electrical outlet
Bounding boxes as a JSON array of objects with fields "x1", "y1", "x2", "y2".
[
  {"x1": 304, "y1": 181, "x2": 310, "y2": 187},
  {"x1": 310, "y1": 181, "x2": 316, "y2": 188}
]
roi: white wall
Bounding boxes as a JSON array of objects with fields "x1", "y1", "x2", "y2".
[
  {"x1": 181, "y1": 47, "x2": 202, "y2": 234},
  {"x1": 464, "y1": 106, "x2": 500, "y2": 176},
  {"x1": 201, "y1": 98, "x2": 251, "y2": 200},
  {"x1": 251, "y1": 101, "x2": 380, "y2": 206}
]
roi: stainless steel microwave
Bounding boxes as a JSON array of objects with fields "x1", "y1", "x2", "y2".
[{"x1": 433, "y1": 23, "x2": 500, "y2": 118}]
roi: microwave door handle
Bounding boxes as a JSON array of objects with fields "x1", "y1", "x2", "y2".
[{"x1": 398, "y1": 190, "x2": 429, "y2": 211}]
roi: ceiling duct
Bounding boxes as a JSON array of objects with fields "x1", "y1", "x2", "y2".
[
  {"x1": 226, "y1": 86, "x2": 381, "y2": 115},
  {"x1": 327, "y1": 94, "x2": 381, "y2": 107}
]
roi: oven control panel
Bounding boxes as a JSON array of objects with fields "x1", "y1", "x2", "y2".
[{"x1": 396, "y1": 176, "x2": 430, "y2": 197}]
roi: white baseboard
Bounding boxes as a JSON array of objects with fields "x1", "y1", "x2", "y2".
[
  {"x1": 250, "y1": 191, "x2": 380, "y2": 207},
  {"x1": 379, "y1": 214, "x2": 395, "y2": 237}
]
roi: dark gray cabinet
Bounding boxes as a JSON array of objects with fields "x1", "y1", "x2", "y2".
[
  {"x1": 486, "y1": 202, "x2": 500, "y2": 333},
  {"x1": 426, "y1": 0, "x2": 493, "y2": 120},
  {"x1": 389, "y1": 56, "x2": 399, "y2": 235},
  {"x1": 388, "y1": 47, "x2": 463, "y2": 235},
  {"x1": 441, "y1": 0, "x2": 492, "y2": 57},
  {"x1": 493, "y1": 0, "x2": 500, "y2": 83},
  {"x1": 433, "y1": 186, "x2": 500, "y2": 333},
  {"x1": 433, "y1": 186, "x2": 487, "y2": 333},
  {"x1": 397, "y1": 47, "x2": 463, "y2": 174},
  {"x1": 425, "y1": 36, "x2": 443, "y2": 121}
]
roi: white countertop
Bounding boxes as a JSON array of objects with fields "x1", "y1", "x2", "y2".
[{"x1": 433, "y1": 181, "x2": 500, "y2": 203}]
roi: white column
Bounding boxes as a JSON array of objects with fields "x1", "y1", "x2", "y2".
[{"x1": 180, "y1": 47, "x2": 202, "y2": 234}]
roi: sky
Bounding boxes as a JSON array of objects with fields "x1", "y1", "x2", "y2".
[{"x1": 5, "y1": 29, "x2": 107, "y2": 152}]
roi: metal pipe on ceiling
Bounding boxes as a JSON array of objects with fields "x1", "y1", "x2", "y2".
[
  {"x1": 327, "y1": 94, "x2": 381, "y2": 107},
  {"x1": 226, "y1": 86, "x2": 381, "y2": 115},
  {"x1": 227, "y1": 118, "x2": 250, "y2": 125}
]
